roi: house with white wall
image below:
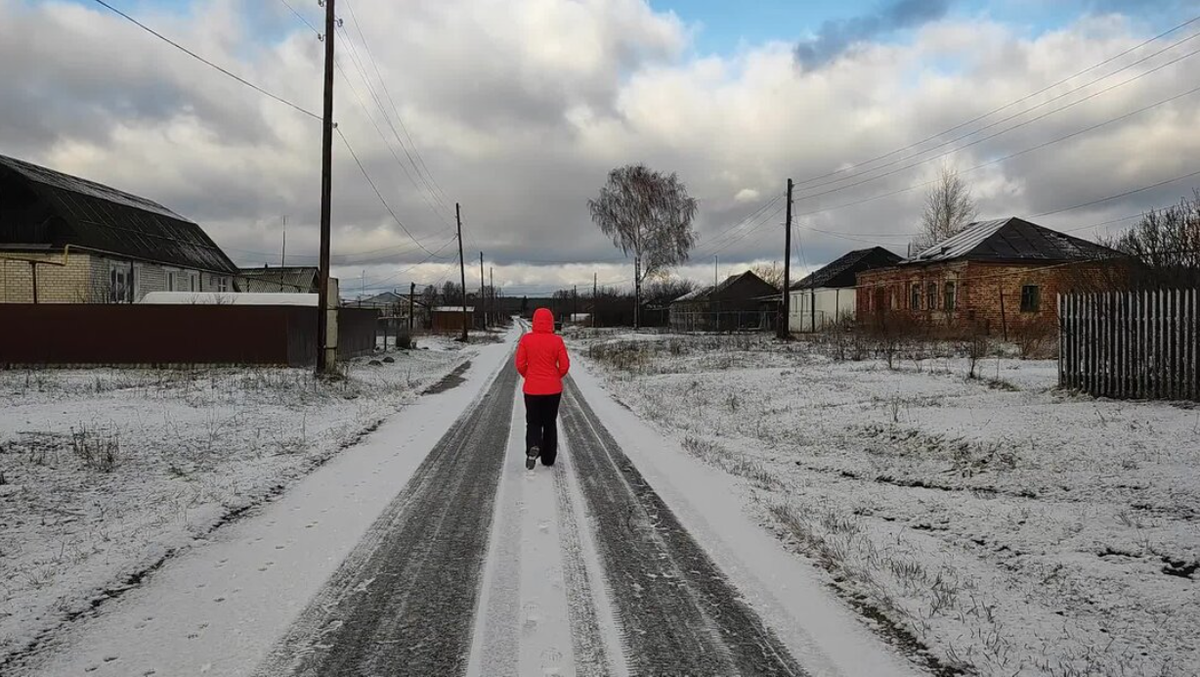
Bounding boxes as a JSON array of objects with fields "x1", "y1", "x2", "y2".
[{"x1": 789, "y1": 246, "x2": 902, "y2": 332}]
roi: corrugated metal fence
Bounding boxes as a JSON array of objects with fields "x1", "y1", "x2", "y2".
[
  {"x1": 1059, "y1": 289, "x2": 1199, "y2": 400},
  {"x1": 0, "y1": 305, "x2": 378, "y2": 367}
]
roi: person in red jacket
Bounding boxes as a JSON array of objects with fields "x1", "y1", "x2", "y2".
[{"x1": 515, "y1": 308, "x2": 570, "y2": 469}]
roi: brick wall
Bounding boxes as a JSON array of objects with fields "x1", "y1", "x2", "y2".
[
  {"x1": 2, "y1": 252, "x2": 235, "y2": 304},
  {"x1": 0, "y1": 252, "x2": 100, "y2": 303},
  {"x1": 857, "y1": 260, "x2": 1100, "y2": 337}
]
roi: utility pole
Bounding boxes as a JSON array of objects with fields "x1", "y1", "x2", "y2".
[
  {"x1": 489, "y1": 266, "x2": 494, "y2": 327},
  {"x1": 457, "y1": 203, "x2": 468, "y2": 342},
  {"x1": 409, "y1": 281, "x2": 415, "y2": 332},
  {"x1": 593, "y1": 272, "x2": 598, "y2": 328},
  {"x1": 361, "y1": 270, "x2": 365, "y2": 304},
  {"x1": 479, "y1": 252, "x2": 486, "y2": 329},
  {"x1": 315, "y1": 0, "x2": 336, "y2": 374},
  {"x1": 780, "y1": 178, "x2": 793, "y2": 340},
  {"x1": 573, "y1": 285, "x2": 578, "y2": 325},
  {"x1": 714, "y1": 255, "x2": 719, "y2": 332},
  {"x1": 280, "y1": 215, "x2": 288, "y2": 292}
]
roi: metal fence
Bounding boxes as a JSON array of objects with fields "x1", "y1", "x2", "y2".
[
  {"x1": 669, "y1": 310, "x2": 777, "y2": 333},
  {"x1": 1059, "y1": 289, "x2": 1199, "y2": 400},
  {"x1": 0, "y1": 304, "x2": 378, "y2": 367}
]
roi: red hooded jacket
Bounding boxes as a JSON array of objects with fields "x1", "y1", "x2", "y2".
[{"x1": 516, "y1": 308, "x2": 570, "y2": 395}]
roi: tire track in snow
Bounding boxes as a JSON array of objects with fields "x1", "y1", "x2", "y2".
[
  {"x1": 561, "y1": 379, "x2": 808, "y2": 677},
  {"x1": 254, "y1": 359, "x2": 517, "y2": 677},
  {"x1": 553, "y1": 442, "x2": 623, "y2": 677}
]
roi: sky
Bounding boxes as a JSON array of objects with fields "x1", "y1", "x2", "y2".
[{"x1": 3, "y1": 0, "x2": 1199, "y2": 297}]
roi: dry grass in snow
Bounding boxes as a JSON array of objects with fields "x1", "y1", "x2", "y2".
[
  {"x1": 574, "y1": 330, "x2": 1200, "y2": 677},
  {"x1": 0, "y1": 340, "x2": 469, "y2": 667}
]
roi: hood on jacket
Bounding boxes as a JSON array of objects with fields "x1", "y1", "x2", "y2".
[{"x1": 532, "y1": 308, "x2": 555, "y2": 333}]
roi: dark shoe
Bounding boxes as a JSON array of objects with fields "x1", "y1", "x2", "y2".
[{"x1": 526, "y1": 446, "x2": 539, "y2": 470}]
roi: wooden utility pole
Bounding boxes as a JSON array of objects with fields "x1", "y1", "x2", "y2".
[
  {"x1": 409, "y1": 281, "x2": 415, "y2": 332},
  {"x1": 280, "y1": 215, "x2": 287, "y2": 292},
  {"x1": 780, "y1": 178, "x2": 793, "y2": 339},
  {"x1": 593, "y1": 272, "x2": 598, "y2": 328},
  {"x1": 489, "y1": 267, "x2": 494, "y2": 326},
  {"x1": 478, "y1": 252, "x2": 486, "y2": 329},
  {"x1": 316, "y1": 0, "x2": 336, "y2": 374},
  {"x1": 457, "y1": 204, "x2": 468, "y2": 342}
]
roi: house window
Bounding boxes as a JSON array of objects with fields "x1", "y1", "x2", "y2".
[
  {"x1": 108, "y1": 263, "x2": 134, "y2": 303},
  {"x1": 927, "y1": 282, "x2": 938, "y2": 310},
  {"x1": 1020, "y1": 285, "x2": 1041, "y2": 312},
  {"x1": 217, "y1": 277, "x2": 230, "y2": 293},
  {"x1": 910, "y1": 283, "x2": 921, "y2": 310},
  {"x1": 167, "y1": 270, "x2": 179, "y2": 292},
  {"x1": 189, "y1": 272, "x2": 199, "y2": 292},
  {"x1": 944, "y1": 281, "x2": 957, "y2": 311}
]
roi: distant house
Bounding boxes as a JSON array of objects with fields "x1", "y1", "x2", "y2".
[
  {"x1": 856, "y1": 217, "x2": 1119, "y2": 337},
  {"x1": 0, "y1": 154, "x2": 238, "y2": 303},
  {"x1": 238, "y1": 266, "x2": 320, "y2": 294},
  {"x1": 669, "y1": 271, "x2": 779, "y2": 332},
  {"x1": 789, "y1": 247, "x2": 902, "y2": 332}
]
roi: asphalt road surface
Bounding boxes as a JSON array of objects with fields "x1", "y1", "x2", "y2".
[{"x1": 254, "y1": 361, "x2": 806, "y2": 676}]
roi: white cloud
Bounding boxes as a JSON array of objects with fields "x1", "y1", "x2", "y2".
[{"x1": 1, "y1": 1, "x2": 1197, "y2": 295}]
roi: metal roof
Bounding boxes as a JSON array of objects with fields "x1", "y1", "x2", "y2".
[
  {"x1": 0, "y1": 154, "x2": 238, "y2": 274},
  {"x1": 791, "y1": 247, "x2": 902, "y2": 290},
  {"x1": 907, "y1": 217, "x2": 1117, "y2": 264},
  {"x1": 238, "y1": 266, "x2": 320, "y2": 293},
  {"x1": 671, "y1": 271, "x2": 776, "y2": 304}
]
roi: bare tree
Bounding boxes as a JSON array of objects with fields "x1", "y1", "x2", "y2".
[
  {"x1": 1102, "y1": 190, "x2": 1200, "y2": 289},
  {"x1": 913, "y1": 164, "x2": 978, "y2": 253},
  {"x1": 588, "y1": 164, "x2": 698, "y2": 328},
  {"x1": 749, "y1": 262, "x2": 785, "y2": 289}
]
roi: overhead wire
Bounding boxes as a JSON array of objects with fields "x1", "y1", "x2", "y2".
[
  {"x1": 790, "y1": 14, "x2": 1200, "y2": 190},
  {"x1": 342, "y1": 0, "x2": 455, "y2": 210},
  {"x1": 89, "y1": 0, "x2": 320, "y2": 120}
]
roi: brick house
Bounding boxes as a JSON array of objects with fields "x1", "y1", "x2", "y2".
[
  {"x1": 0, "y1": 154, "x2": 238, "y2": 303},
  {"x1": 855, "y1": 217, "x2": 1119, "y2": 338}
]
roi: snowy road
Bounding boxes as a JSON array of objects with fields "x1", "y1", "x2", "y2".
[{"x1": 21, "y1": 330, "x2": 919, "y2": 677}]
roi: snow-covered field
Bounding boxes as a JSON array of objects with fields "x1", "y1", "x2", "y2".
[
  {"x1": 570, "y1": 330, "x2": 1200, "y2": 677},
  {"x1": 0, "y1": 337, "x2": 472, "y2": 668}
]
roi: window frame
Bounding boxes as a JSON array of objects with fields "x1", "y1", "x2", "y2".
[
  {"x1": 944, "y1": 280, "x2": 957, "y2": 311},
  {"x1": 910, "y1": 282, "x2": 922, "y2": 310},
  {"x1": 927, "y1": 282, "x2": 938, "y2": 311},
  {"x1": 1020, "y1": 285, "x2": 1041, "y2": 313}
]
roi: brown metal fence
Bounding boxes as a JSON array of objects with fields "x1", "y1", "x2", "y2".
[
  {"x1": 1059, "y1": 289, "x2": 1199, "y2": 401},
  {"x1": 0, "y1": 304, "x2": 378, "y2": 367}
]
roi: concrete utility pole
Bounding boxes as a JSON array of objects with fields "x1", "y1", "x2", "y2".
[
  {"x1": 779, "y1": 178, "x2": 793, "y2": 340},
  {"x1": 316, "y1": 0, "x2": 336, "y2": 374},
  {"x1": 409, "y1": 281, "x2": 416, "y2": 332},
  {"x1": 593, "y1": 272, "x2": 598, "y2": 328},
  {"x1": 489, "y1": 266, "x2": 494, "y2": 327},
  {"x1": 479, "y1": 252, "x2": 485, "y2": 329},
  {"x1": 457, "y1": 204, "x2": 468, "y2": 342}
]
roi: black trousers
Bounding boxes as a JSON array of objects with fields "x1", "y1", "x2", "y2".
[{"x1": 524, "y1": 393, "x2": 562, "y2": 465}]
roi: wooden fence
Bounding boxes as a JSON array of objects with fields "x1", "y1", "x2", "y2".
[{"x1": 1059, "y1": 289, "x2": 1199, "y2": 400}]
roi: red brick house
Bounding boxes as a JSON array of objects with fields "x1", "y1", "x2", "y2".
[{"x1": 856, "y1": 217, "x2": 1119, "y2": 338}]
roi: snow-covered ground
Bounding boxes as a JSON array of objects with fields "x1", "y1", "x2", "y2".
[
  {"x1": 570, "y1": 330, "x2": 1200, "y2": 677},
  {"x1": 0, "y1": 336, "x2": 472, "y2": 669}
]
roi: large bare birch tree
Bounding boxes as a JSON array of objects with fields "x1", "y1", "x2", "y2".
[
  {"x1": 588, "y1": 164, "x2": 698, "y2": 328},
  {"x1": 913, "y1": 164, "x2": 978, "y2": 253}
]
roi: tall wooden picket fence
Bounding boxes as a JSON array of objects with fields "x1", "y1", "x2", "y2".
[{"x1": 1059, "y1": 289, "x2": 1199, "y2": 401}]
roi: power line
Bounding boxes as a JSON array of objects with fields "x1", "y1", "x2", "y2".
[
  {"x1": 790, "y1": 14, "x2": 1200, "y2": 190},
  {"x1": 707, "y1": 81, "x2": 1200, "y2": 255},
  {"x1": 342, "y1": 0, "x2": 455, "y2": 210},
  {"x1": 334, "y1": 46, "x2": 455, "y2": 228},
  {"x1": 337, "y1": 127, "x2": 449, "y2": 257},
  {"x1": 89, "y1": 0, "x2": 320, "y2": 120},
  {"x1": 276, "y1": 0, "x2": 318, "y2": 35},
  {"x1": 792, "y1": 37, "x2": 1200, "y2": 203}
]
